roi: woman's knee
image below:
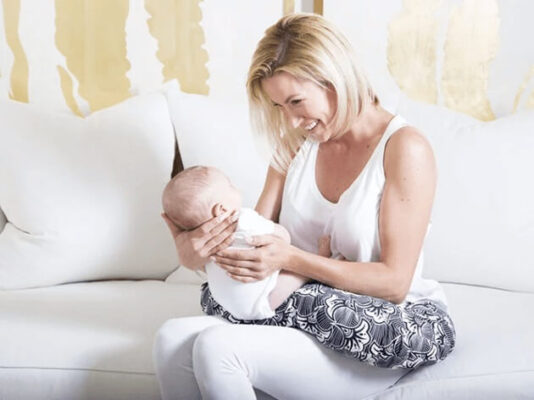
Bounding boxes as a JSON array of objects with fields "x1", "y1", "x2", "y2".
[
  {"x1": 192, "y1": 325, "x2": 243, "y2": 377},
  {"x1": 153, "y1": 317, "x2": 223, "y2": 368}
]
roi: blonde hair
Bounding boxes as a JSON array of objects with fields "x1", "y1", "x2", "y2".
[{"x1": 247, "y1": 13, "x2": 378, "y2": 174}]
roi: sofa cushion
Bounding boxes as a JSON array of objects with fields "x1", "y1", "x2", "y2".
[
  {"x1": 0, "y1": 208, "x2": 6, "y2": 234},
  {"x1": 0, "y1": 93, "x2": 178, "y2": 289},
  {"x1": 165, "y1": 80, "x2": 270, "y2": 209},
  {"x1": 0, "y1": 280, "x2": 204, "y2": 400},
  {"x1": 373, "y1": 282, "x2": 534, "y2": 399},
  {"x1": 2, "y1": 281, "x2": 532, "y2": 399},
  {"x1": 397, "y1": 97, "x2": 534, "y2": 293}
]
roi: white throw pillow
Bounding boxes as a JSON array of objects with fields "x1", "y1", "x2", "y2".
[
  {"x1": 397, "y1": 97, "x2": 534, "y2": 293},
  {"x1": 163, "y1": 81, "x2": 270, "y2": 285},
  {"x1": 0, "y1": 93, "x2": 178, "y2": 289},
  {"x1": 0, "y1": 208, "x2": 6, "y2": 234},
  {"x1": 165, "y1": 81, "x2": 270, "y2": 208}
]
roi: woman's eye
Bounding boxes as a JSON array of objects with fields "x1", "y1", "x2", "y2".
[{"x1": 290, "y1": 99, "x2": 302, "y2": 105}]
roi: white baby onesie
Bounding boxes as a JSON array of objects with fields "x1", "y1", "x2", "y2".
[{"x1": 205, "y1": 208, "x2": 278, "y2": 320}]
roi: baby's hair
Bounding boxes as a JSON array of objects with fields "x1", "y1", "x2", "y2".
[{"x1": 162, "y1": 166, "x2": 229, "y2": 231}]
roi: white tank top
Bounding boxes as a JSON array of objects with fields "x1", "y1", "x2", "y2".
[{"x1": 279, "y1": 115, "x2": 448, "y2": 307}]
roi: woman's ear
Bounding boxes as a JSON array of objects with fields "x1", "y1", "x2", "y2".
[{"x1": 211, "y1": 203, "x2": 227, "y2": 218}]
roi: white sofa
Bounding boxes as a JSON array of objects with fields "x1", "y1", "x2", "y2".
[{"x1": 1, "y1": 86, "x2": 533, "y2": 400}]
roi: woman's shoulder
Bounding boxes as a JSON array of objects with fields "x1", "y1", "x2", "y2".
[{"x1": 384, "y1": 124, "x2": 435, "y2": 175}]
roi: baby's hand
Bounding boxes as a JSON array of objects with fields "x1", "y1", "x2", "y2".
[{"x1": 318, "y1": 235, "x2": 332, "y2": 258}]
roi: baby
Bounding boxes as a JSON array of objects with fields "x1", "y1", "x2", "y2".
[{"x1": 162, "y1": 165, "x2": 304, "y2": 320}]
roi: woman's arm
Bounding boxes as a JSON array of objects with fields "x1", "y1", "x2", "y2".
[
  {"x1": 255, "y1": 165, "x2": 286, "y2": 221},
  {"x1": 284, "y1": 128, "x2": 435, "y2": 303},
  {"x1": 255, "y1": 165, "x2": 310, "y2": 290},
  {"x1": 215, "y1": 128, "x2": 436, "y2": 304}
]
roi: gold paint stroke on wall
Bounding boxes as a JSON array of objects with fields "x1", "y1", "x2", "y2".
[
  {"x1": 283, "y1": 0, "x2": 295, "y2": 16},
  {"x1": 513, "y1": 65, "x2": 534, "y2": 112},
  {"x1": 314, "y1": 0, "x2": 324, "y2": 15},
  {"x1": 145, "y1": 0, "x2": 208, "y2": 95},
  {"x1": 3, "y1": 0, "x2": 29, "y2": 102},
  {"x1": 57, "y1": 66, "x2": 84, "y2": 117},
  {"x1": 441, "y1": 0, "x2": 499, "y2": 121},
  {"x1": 387, "y1": 0, "x2": 441, "y2": 104},
  {"x1": 55, "y1": 0, "x2": 131, "y2": 113}
]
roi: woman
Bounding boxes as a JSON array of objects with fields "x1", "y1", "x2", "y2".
[{"x1": 154, "y1": 13, "x2": 455, "y2": 400}]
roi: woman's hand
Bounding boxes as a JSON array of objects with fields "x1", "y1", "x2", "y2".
[
  {"x1": 161, "y1": 211, "x2": 238, "y2": 270},
  {"x1": 318, "y1": 235, "x2": 332, "y2": 258},
  {"x1": 212, "y1": 234, "x2": 293, "y2": 283}
]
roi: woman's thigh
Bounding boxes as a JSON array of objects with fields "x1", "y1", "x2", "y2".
[{"x1": 193, "y1": 323, "x2": 409, "y2": 400}]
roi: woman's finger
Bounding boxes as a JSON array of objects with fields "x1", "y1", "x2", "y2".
[
  {"x1": 161, "y1": 213, "x2": 183, "y2": 238},
  {"x1": 214, "y1": 257, "x2": 260, "y2": 271},
  {"x1": 210, "y1": 233, "x2": 235, "y2": 256},
  {"x1": 226, "y1": 273, "x2": 258, "y2": 283},
  {"x1": 204, "y1": 220, "x2": 238, "y2": 255},
  {"x1": 216, "y1": 247, "x2": 260, "y2": 261},
  {"x1": 246, "y1": 234, "x2": 277, "y2": 247},
  {"x1": 318, "y1": 234, "x2": 332, "y2": 258},
  {"x1": 193, "y1": 210, "x2": 232, "y2": 240},
  {"x1": 209, "y1": 210, "x2": 239, "y2": 236},
  {"x1": 218, "y1": 263, "x2": 260, "y2": 278}
]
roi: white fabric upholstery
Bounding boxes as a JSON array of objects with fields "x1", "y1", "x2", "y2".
[
  {"x1": 397, "y1": 97, "x2": 534, "y2": 293},
  {"x1": 0, "y1": 94, "x2": 178, "y2": 289},
  {"x1": 373, "y1": 283, "x2": 534, "y2": 399},
  {"x1": 0, "y1": 280, "x2": 203, "y2": 400},
  {"x1": 0, "y1": 208, "x2": 6, "y2": 234},
  {"x1": 1, "y1": 281, "x2": 532, "y2": 400},
  {"x1": 165, "y1": 80, "x2": 270, "y2": 209}
]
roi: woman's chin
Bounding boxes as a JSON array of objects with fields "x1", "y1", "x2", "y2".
[{"x1": 308, "y1": 130, "x2": 329, "y2": 143}]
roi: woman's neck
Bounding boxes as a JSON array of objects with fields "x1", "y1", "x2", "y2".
[{"x1": 329, "y1": 105, "x2": 394, "y2": 148}]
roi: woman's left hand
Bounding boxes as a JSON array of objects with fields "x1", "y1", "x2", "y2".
[{"x1": 212, "y1": 234, "x2": 292, "y2": 283}]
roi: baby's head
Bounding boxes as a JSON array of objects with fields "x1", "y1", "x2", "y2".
[{"x1": 162, "y1": 166, "x2": 241, "y2": 230}]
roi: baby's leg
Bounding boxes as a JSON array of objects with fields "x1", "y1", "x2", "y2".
[
  {"x1": 268, "y1": 271, "x2": 309, "y2": 310},
  {"x1": 268, "y1": 235, "x2": 333, "y2": 310}
]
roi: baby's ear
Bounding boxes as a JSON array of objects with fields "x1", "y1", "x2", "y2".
[{"x1": 211, "y1": 203, "x2": 226, "y2": 218}]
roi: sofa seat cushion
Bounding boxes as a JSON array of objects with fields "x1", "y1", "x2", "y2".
[
  {"x1": 374, "y1": 283, "x2": 534, "y2": 399},
  {"x1": 0, "y1": 280, "x2": 203, "y2": 400}
]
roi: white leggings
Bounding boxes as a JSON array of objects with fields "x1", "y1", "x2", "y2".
[{"x1": 152, "y1": 316, "x2": 409, "y2": 400}]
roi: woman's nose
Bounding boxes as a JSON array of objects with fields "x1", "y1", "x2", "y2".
[{"x1": 285, "y1": 110, "x2": 302, "y2": 129}]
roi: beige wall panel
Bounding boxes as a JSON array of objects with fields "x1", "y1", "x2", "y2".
[
  {"x1": 200, "y1": 0, "x2": 282, "y2": 100},
  {"x1": 3, "y1": 0, "x2": 28, "y2": 102},
  {"x1": 145, "y1": 0, "x2": 209, "y2": 95},
  {"x1": 125, "y1": 1, "x2": 164, "y2": 94},
  {"x1": 284, "y1": 0, "x2": 295, "y2": 15},
  {"x1": 441, "y1": 0, "x2": 499, "y2": 121},
  {"x1": 512, "y1": 65, "x2": 534, "y2": 112},
  {"x1": 387, "y1": 0, "x2": 441, "y2": 104},
  {"x1": 55, "y1": 0, "x2": 131, "y2": 113}
]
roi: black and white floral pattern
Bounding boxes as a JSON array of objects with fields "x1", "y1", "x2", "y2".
[{"x1": 200, "y1": 282, "x2": 456, "y2": 370}]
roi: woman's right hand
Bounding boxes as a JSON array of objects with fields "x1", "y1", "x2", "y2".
[{"x1": 161, "y1": 211, "x2": 239, "y2": 270}]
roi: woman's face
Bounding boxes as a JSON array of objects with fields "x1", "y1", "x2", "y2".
[{"x1": 261, "y1": 71, "x2": 337, "y2": 142}]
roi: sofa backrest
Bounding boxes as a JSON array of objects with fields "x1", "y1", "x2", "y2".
[
  {"x1": 398, "y1": 97, "x2": 534, "y2": 293},
  {"x1": 0, "y1": 208, "x2": 6, "y2": 234}
]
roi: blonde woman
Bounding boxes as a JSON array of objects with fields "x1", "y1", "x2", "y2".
[{"x1": 154, "y1": 13, "x2": 455, "y2": 400}]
